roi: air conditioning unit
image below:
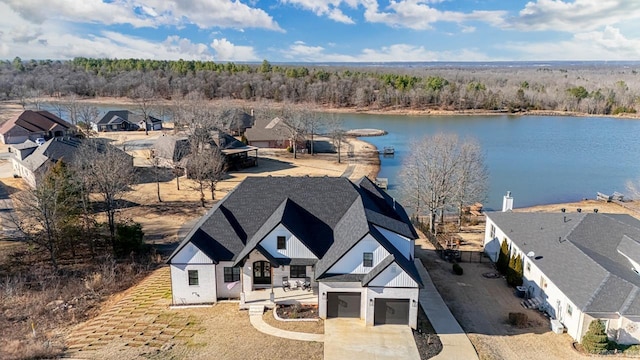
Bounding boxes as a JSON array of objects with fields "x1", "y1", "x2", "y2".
[{"x1": 550, "y1": 319, "x2": 566, "y2": 334}]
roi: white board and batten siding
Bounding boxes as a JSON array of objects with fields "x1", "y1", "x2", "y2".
[
  {"x1": 328, "y1": 234, "x2": 390, "y2": 274},
  {"x1": 170, "y1": 243, "x2": 216, "y2": 305},
  {"x1": 259, "y1": 224, "x2": 318, "y2": 260},
  {"x1": 368, "y1": 262, "x2": 418, "y2": 288},
  {"x1": 318, "y1": 282, "x2": 366, "y2": 319},
  {"x1": 374, "y1": 225, "x2": 413, "y2": 259},
  {"x1": 366, "y1": 287, "x2": 419, "y2": 328}
]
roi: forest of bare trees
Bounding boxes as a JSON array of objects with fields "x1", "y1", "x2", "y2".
[{"x1": 2, "y1": 57, "x2": 640, "y2": 116}]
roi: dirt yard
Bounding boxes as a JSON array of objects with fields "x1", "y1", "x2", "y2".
[
  {"x1": 416, "y1": 240, "x2": 591, "y2": 360},
  {"x1": 65, "y1": 267, "x2": 323, "y2": 360},
  {"x1": 420, "y1": 199, "x2": 640, "y2": 360}
]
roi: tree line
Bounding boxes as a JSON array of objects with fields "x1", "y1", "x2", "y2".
[{"x1": 2, "y1": 57, "x2": 639, "y2": 115}]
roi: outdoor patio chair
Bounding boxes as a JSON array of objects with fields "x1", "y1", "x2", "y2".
[
  {"x1": 302, "y1": 277, "x2": 312, "y2": 291},
  {"x1": 282, "y1": 276, "x2": 291, "y2": 291}
]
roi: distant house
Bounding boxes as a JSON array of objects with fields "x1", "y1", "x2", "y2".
[
  {"x1": 484, "y1": 211, "x2": 640, "y2": 345},
  {"x1": 0, "y1": 110, "x2": 75, "y2": 144},
  {"x1": 11, "y1": 137, "x2": 132, "y2": 188},
  {"x1": 167, "y1": 176, "x2": 422, "y2": 328},
  {"x1": 219, "y1": 109, "x2": 255, "y2": 136},
  {"x1": 94, "y1": 110, "x2": 162, "y2": 132},
  {"x1": 244, "y1": 116, "x2": 296, "y2": 149},
  {"x1": 154, "y1": 131, "x2": 258, "y2": 173},
  {"x1": 153, "y1": 135, "x2": 190, "y2": 169}
]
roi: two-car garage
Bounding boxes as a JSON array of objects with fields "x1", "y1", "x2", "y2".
[{"x1": 326, "y1": 292, "x2": 410, "y2": 325}]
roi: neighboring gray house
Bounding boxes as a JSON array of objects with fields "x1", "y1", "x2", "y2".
[
  {"x1": 484, "y1": 211, "x2": 640, "y2": 345},
  {"x1": 168, "y1": 176, "x2": 423, "y2": 328},
  {"x1": 0, "y1": 110, "x2": 75, "y2": 144},
  {"x1": 244, "y1": 117, "x2": 292, "y2": 149},
  {"x1": 153, "y1": 134, "x2": 190, "y2": 169},
  {"x1": 94, "y1": 110, "x2": 162, "y2": 132},
  {"x1": 11, "y1": 137, "x2": 132, "y2": 188}
]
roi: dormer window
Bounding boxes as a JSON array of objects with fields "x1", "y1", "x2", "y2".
[
  {"x1": 277, "y1": 236, "x2": 286, "y2": 250},
  {"x1": 363, "y1": 252, "x2": 373, "y2": 267}
]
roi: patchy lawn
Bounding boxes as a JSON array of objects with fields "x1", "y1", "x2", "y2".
[{"x1": 65, "y1": 267, "x2": 323, "y2": 360}]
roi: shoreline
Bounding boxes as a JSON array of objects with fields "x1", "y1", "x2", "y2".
[{"x1": 2, "y1": 97, "x2": 639, "y2": 120}]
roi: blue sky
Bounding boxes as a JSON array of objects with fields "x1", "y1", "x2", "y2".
[{"x1": 1, "y1": 0, "x2": 639, "y2": 62}]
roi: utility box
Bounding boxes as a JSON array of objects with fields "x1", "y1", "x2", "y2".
[{"x1": 551, "y1": 319, "x2": 565, "y2": 334}]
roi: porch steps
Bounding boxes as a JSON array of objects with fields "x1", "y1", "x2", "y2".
[
  {"x1": 521, "y1": 297, "x2": 542, "y2": 310},
  {"x1": 249, "y1": 305, "x2": 265, "y2": 316}
]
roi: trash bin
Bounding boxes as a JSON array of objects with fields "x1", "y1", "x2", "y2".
[{"x1": 516, "y1": 285, "x2": 527, "y2": 298}]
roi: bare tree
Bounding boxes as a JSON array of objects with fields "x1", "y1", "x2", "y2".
[
  {"x1": 72, "y1": 140, "x2": 136, "y2": 254},
  {"x1": 131, "y1": 84, "x2": 156, "y2": 135},
  {"x1": 187, "y1": 145, "x2": 227, "y2": 207},
  {"x1": 399, "y1": 134, "x2": 487, "y2": 235},
  {"x1": 76, "y1": 104, "x2": 100, "y2": 136},
  {"x1": 10, "y1": 162, "x2": 79, "y2": 271},
  {"x1": 65, "y1": 94, "x2": 80, "y2": 125},
  {"x1": 327, "y1": 114, "x2": 346, "y2": 163},
  {"x1": 147, "y1": 149, "x2": 162, "y2": 202},
  {"x1": 454, "y1": 139, "x2": 489, "y2": 228},
  {"x1": 303, "y1": 112, "x2": 323, "y2": 156}
]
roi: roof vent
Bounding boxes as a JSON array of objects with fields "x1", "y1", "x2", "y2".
[
  {"x1": 526, "y1": 251, "x2": 535, "y2": 258},
  {"x1": 577, "y1": 208, "x2": 582, "y2": 213}
]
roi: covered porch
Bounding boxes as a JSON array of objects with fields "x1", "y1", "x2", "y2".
[{"x1": 240, "y1": 286, "x2": 319, "y2": 310}]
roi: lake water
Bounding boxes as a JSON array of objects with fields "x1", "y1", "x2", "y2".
[{"x1": 340, "y1": 114, "x2": 640, "y2": 210}]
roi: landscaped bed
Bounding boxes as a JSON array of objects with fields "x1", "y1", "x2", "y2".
[
  {"x1": 262, "y1": 305, "x2": 324, "y2": 335},
  {"x1": 414, "y1": 305, "x2": 443, "y2": 359},
  {"x1": 276, "y1": 304, "x2": 319, "y2": 320}
]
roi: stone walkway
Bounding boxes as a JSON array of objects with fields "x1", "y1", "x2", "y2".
[
  {"x1": 248, "y1": 305, "x2": 325, "y2": 342},
  {"x1": 415, "y1": 259, "x2": 479, "y2": 360},
  {"x1": 65, "y1": 267, "x2": 205, "y2": 357}
]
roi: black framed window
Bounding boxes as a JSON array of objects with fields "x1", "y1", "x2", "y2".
[
  {"x1": 363, "y1": 252, "x2": 373, "y2": 267},
  {"x1": 290, "y1": 265, "x2": 306, "y2": 278},
  {"x1": 224, "y1": 267, "x2": 240, "y2": 282},
  {"x1": 277, "y1": 236, "x2": 286, "y2": 250},
  {"x1": 188, "y1": 270, "x2": 199, "y2": 286}
]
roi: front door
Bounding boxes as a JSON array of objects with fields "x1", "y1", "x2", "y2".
[{"x1": 253, "y1": 261, "x2": 271, "y2": 285}]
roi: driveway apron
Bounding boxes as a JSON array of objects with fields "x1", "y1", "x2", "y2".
[{"x1": 324, "y1": 318, "x2": 420, "y2": 360}]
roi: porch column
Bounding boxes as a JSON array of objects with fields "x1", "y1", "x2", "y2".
[
  {"x1": 240, "y1": 264, "x2": 245, "y2": 304},
  {"x1": 269, "y1": 265, "x2": 274, "y2": 302}
]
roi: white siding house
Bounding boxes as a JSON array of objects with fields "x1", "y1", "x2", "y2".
[
  {"x1": 485, "y1": 211, "x2": 640, "y2": 345},
  {"x1": 168, "y1": 176, "x2": 422, "y2": 328}
]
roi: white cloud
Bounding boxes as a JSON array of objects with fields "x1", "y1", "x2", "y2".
[
  {"x1": 281, "y1": 0, "x2": 357, "y2": 24},
  {"x1": 510, "y1": 0, "x2": 640, "y2": 32},
  {"x1": 1, "y1": 0, "x2": 283, "y2": 31},
  {"x1": 282, "y1": 41, "x2": 493, "y2": 62},
  {"x1": 0, "y1": 4, "x2": 214, "y2": 60},
  {"x1": 501, "y1": 26, "x2": 640, "y2": 60},
  {"x1": 210, "y1": 38, "x2": 259, "y2": 61}
]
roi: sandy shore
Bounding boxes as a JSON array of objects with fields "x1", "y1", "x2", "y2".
[{"x1": 2, "y1": 97, "x2": 639, "y2": 121}]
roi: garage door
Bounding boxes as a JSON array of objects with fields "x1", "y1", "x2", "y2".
[
  {"x1": 327, "y1": 292, "x2": 361, "y2": 318},
  {"x1": 374, "y1": 299, "x2": 410, "y2": 325},
  {"x1": 250, "y1": 141, "x2": 270, "y2": 148}
]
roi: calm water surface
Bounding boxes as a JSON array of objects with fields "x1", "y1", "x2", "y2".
[{"x1": 340, "y1": 114, "x2": 640, "y2": 210}]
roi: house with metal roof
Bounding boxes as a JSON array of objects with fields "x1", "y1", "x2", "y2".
[
  {"x1": 0, "y1": 110, "x2": 75, "y2": 144},
  {"x1": 484, "y1": 211, "x2": 640, "y2": 344},
  {"x1": 167, "y1": 176, "x2": 423, "y2": 328}
]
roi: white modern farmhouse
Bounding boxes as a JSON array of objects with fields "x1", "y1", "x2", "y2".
[
  {"x1": 484, "y1": 210, "x2": 640, "y2": 345},
  {"x1": 167, "y1": 176, "x2": 422, "y2": 328}
]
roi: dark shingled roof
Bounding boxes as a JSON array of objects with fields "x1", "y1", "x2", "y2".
[
  {"x1": 487, "y1": 212, "x2": 640, "y2": 315},
  {"x1": 97, "y1": 110, "x2": 162, "y2": 126},
  {"x1": 168, "y1": 176, "x2": 420, "y2": 285}
]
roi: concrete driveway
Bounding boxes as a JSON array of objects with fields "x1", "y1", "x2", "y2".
[{"x1": 324, "y1": 318, "x2": 420, "y2": 360}]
